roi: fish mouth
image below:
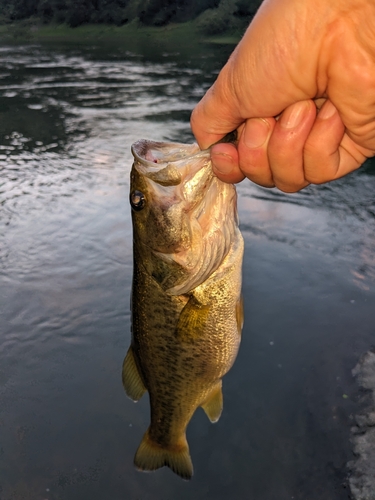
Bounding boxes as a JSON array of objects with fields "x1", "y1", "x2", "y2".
[
  {"x1": 131, "y1": 140, "x2": 201, "y2": 167},
  {"x1": 131, "y1": 140, "x2": 213, "y2": 201},
  {"x1": 132, "y1": 139, "x2": 218, "y2": 227},
  {"x1": 131, "y1": 139, "x2": 239, "y2": 295}
]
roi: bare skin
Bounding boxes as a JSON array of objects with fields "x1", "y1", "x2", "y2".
[{"x1": 190, "y1": 0, "x2": 375, "y2": 193}]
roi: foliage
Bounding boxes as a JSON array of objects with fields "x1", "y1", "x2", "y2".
[
  {"x1": 195, "y1": 7, "x2": 230, "y2": 36},
  {"x1": 196, "y1": 0, "x2": 259, "y2": 36},
  {"x1": 235, "y1": 0, "x2": 260, "y2": 17},
  {"x1": 0, "y1": 0, "x2": 262, "y2": 29},
  {"x1": 136, "y1": 0, "x2": 221, "y2": 25}
]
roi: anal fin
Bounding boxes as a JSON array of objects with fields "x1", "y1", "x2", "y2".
[
  {"x1": 201, "y1": 381, "x2": 223, "y2": 423},
  {"x1": 122, "y1": 345, "x2": 146, "y2": 401}
]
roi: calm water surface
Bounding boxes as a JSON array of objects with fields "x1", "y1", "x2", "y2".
[{"x1": 0, "y1": 38, "x2": 374, "y2": 500}]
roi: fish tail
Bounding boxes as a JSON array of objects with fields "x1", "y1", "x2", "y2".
[{"x1": 134, "y1": 428, "x2": 193, "y2": 480}]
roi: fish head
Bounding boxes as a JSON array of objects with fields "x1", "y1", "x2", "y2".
[{"x1": 130, "y1": 140, "x2": 239, "y2": 294}]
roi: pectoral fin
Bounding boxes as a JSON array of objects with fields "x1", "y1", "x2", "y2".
[
  {"x1": 176, "y1": 295, "x2": 210, "y2": 341},
  {"x1": 122, "y1": 345, "x2": 146, "y2": 401},
  {"x1": 201, "y1": 381, "x2": 223, "y2": 423}
]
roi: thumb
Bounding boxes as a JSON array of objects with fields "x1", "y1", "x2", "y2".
[
  {"x1": 190, "y1": 66, "x2": 245, "y2": 150},
  {"x1": 190, "y1": 0, "x2": 323, "y2": 150}
]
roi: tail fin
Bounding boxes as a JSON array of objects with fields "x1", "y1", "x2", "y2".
[{"x1": 134, "y1": 429, "x2": 193, "y2": 480}]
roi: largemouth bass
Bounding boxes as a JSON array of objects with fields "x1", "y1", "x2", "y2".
[{"x1": 123, "y1": 139, "x2": 244, "y2": 480}]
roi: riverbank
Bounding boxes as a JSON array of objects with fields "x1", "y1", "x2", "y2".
[
  {"x1": 0, "y1": 20, "x2": 242, "y2": 45},
  {"x1": 349, "y1": 350, "x2": 375, "y2": 500}
]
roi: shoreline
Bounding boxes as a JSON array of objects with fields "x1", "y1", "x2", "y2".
[{"x1": 0, "y1": 21, "x2": 242, "y2": 45}]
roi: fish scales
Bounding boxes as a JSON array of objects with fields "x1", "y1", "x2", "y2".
[{"x1": 123, "y1": 139, "x2": 244, "y2": 480}]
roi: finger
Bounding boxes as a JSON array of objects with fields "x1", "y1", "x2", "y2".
[
  {"x1": 303, "y1": 100, "x2": 372, "y2": 184},
  {"x1": 190, "y1": 0, "x2": 321, "y2": 151},
  {"x1": 191, "y1": 72, "x2": 244, "y2": 150},
  {"x1": 210, "y1": 142, "x2": 245, "y2": 184},
  {"x1": 267, "y1": 99, "x2": 317, "y2": 192},
  {"x1": 237, "y1": 117, "x2": 276, "y2": 188}
]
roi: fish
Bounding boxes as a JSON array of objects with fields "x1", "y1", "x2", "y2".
[{"x1": 122, "y1": 138, "x2": 244, "y2": 480}]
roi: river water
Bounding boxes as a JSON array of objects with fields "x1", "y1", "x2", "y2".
[{"x1": 0, "y1": 37, "x2": 374, "y2": 500}]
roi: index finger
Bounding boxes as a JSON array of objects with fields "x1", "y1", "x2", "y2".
[{"x1": 190, "y1": 72, "x2": 244, "y2": 150}]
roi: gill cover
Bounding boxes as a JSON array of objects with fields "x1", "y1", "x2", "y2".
[{"x1": 130, "y1": 140, "x2": 239, "y2": 295}]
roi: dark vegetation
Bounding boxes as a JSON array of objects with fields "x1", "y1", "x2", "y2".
[{"x1": 0, "y1": 0, "x2": 262, "y2": 34}]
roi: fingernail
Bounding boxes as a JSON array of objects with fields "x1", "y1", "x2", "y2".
[
  {"x1": 280, "y1": 100, "x2": 309, "y2": 129},
  {"x1": 243, "y1": 118, "x2": 269, "y2": 148},
  {"x1": 211, "y1": 152, "x2": 234, "y2": 174},
  {"x1": 319, "y1": 100, "x2": 336, "y2": 119}
]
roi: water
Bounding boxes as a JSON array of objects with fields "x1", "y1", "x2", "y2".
[{"x1": 0, "y1": 38, "x2": 374, "y2": 500}]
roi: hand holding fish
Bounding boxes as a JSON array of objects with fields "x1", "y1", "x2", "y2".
[{"x1": 191, "y1": 0, "x2": 375, "y2": 193}]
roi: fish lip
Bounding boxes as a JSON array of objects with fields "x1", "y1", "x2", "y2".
[
  {"x1": 131, "y1": 139, "x2": 213, "y2": 198},
  {"x1": 131, "y1": 140, "x2": 209, "y2": 167},
  {"x1": 131, "y1": 140, "x2": 167, "y2": 165}
]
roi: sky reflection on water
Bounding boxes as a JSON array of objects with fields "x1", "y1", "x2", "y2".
[{"x1": 0, "y1": 40, "x2": 374, "y2": 500}]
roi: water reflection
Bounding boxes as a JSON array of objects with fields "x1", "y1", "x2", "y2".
[{"x1": 0, "y1": 40, "x2": 374, "y2": 500}]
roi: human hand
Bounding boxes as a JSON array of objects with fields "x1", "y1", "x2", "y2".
[{"x1": 190, "y1": 0, "x2": 375, "y2": 192}]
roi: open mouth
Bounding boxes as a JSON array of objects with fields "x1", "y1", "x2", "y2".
[{"x1": 132, "y1": 140, "x2": 201, "y2": 166}]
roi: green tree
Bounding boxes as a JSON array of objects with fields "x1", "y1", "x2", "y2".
[{"x1": 0, "y1": 0, "x2": 262, "y2": 28}]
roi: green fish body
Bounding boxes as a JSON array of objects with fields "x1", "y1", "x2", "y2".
[{"x1": 123, "y1": 140, "x2": 244, "y2": 480}]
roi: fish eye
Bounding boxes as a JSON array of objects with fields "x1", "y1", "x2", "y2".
[{"x1": 130, "y1": 190, "x2": 146, "y2": 211}]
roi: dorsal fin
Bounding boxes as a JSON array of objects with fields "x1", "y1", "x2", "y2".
[{"x1": 236, "y1": 295, "x2": 244, "y2": 335}]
